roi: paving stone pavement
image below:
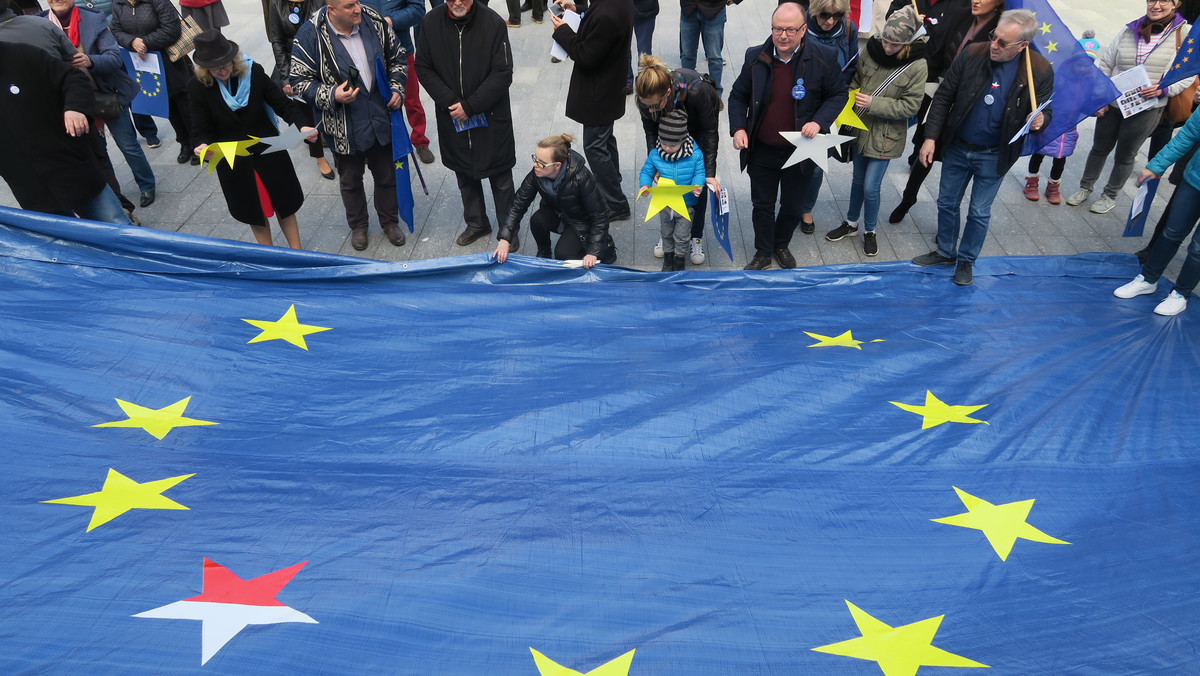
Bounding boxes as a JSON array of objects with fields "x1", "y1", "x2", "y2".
[{"x1": 0, "y1": 0, "x2": 1183, "y2": 282}]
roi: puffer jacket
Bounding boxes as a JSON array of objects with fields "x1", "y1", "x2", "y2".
[
  {"x1": 638, "y1": 147, "x2": 706, "y2": 207},
  {"x1": 1097, "y1": 15, "x2": 1193, "y2": 109},
  {"x1": 1036, "y1": 129, "x2": 1079, "y2": 159},
  {"x1": 109, "y1": 0, "x2": 192, "y2": 96},
  {"x1": 499, "y1": 150, "x2": 611, "y2": 256},
  {"x1": 848, "y1": 38, "x2": 927, "y2": 159}
]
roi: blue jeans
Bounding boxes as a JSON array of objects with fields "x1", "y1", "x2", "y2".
[
  {"x1": 49, "y1": 185, "x2": 132, "y2": 225},
  {"x1": 1143, "y1": 179, "x2": 1200, "y2": 298},
  {"x1": 106, "y1": 107, "x2": 155, "y2": 193},
  {"x1": 935, "y1": 143, "x2": 1004, "y2": 263},
  {"x1": 848, "y1": 153, "x2": 891, "y2": 232},
  {"x1": 679, "y1": 8, "x2": 726, "y2": 96},
  {"x1": 627, "y1": 17, "x2": 656, "y2": 86}
]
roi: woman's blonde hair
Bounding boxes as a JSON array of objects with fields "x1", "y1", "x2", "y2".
[
  {"x1": 194, "y1": 50, "x2": 249, "y2": 87},
  {"x1": 537, "y1": 133, "x2": 574, "y2": 163},
  {"x1": 809, "y1": 0, "x2": 849, "y2": 17},
  {"x1": 634, "y1": 53, "x2": 672, "y2": 100}
]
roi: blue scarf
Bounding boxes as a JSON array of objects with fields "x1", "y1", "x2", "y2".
[{"x1": 218, "y1": 56, "x2": 278, "y2": 126}]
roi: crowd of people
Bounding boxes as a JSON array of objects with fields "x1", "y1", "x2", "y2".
[{"x1": 2, "y1": 0, "x2": 1200, "y2": 316}]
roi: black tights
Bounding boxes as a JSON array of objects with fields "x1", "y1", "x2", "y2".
[{"x1": 1028, "y1": 154, "x2": 1066, "y2": 181}]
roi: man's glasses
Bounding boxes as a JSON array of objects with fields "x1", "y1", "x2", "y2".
[
  {"x1": 818, "y1": 12, "x2": 845, "y2": 21},
  {"x1": 771, "y1": 25, "x2": 805, "y2": 36},
  {"x1": 531, "y1": 155, "x2": 559, "y2": 169},
  {"x1": 988, "y1": 31, "x2": 1026, "y2": 49}
]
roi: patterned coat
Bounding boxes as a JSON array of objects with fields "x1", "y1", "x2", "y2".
[{"x1": 289, "y1": 5, "x2": 407, "y2": 156}]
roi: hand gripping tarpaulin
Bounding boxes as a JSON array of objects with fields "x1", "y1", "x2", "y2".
[{"x1": 0, "y1": 206, "x2": 1196, "y2": 674}]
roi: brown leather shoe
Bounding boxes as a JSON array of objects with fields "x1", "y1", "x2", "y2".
[
  {"x1": 456, "y1": 226, "x2": 492, "y2": 246},
  {"x1": 774, "y1": 247, "x2": 797, "y2": 269},
  {"x1": 351, "y1": 229, "x2": 368, "y2": 251},
  {"x1": 415, "y1": 145, "x2": 434, "y2": 164},
  {"x1": 383, "y1": 226, "x2": 406, "y2": 247}
]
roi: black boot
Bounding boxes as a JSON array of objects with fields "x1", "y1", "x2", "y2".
[{"x1": 661, "y1": 252, "x2": 675, "y2": 271}]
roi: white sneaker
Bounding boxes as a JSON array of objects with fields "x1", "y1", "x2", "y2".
[
  {"x1": 653, "y1": 238, "x2": 664, "y2": 258},
  {"x1": 1066, "y1": 189, "x2": 1091, "y2": 206},
  {"x1": 1154, "y1": 290, "x2": 1187, "y2": 316},
  {"x1": 1114, "y1": 274, "x2": 1157, "y2": 299},
  {"x1": 1089, "y1": 195, "x2": 1118, "y2": 214},
  {"x1": 690, "y1": 238, "x2": 705, "y2": 265}
]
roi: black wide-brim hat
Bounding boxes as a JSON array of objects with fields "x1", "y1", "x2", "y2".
[{"x1": 193, "y1": 29, "x2": 239, "y2": 69}]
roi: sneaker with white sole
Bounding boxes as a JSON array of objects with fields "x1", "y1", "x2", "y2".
[
  {"x1": 1089, "y1": 196, "x2": 1117, "y2": 214},
  {"x1": 1114, "y1": 274, "x2": 1157, "y2": 298},
  {"x1": 825, "y1": 220, "x2": 859, "y2": 242},
  {"x1": 689, "y1": 238, "x2": 705, "y2": 265},
  {"x1": 1066, "y1": 188, "x2": 1091, "y2": 206},
  {"x1": 653, "y1": 238, "x2": 664, "y2": 258},
  {"x1": 1154, "y1": 290, "x2": 1187, "y2": 316}
]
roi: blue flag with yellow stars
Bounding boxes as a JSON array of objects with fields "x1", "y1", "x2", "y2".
[
  {"x1": 1, "y1": 206, "x2": 1198, "y2": 674},
  {"x1": 375, "y1": 56, "x2": 416, "y2": 233},
  {"x1": 1159, "y1": 21, "x2": 1200, "y2": 90},
  {"x1": 120, "y1": 50, "x2": 169, "y2": 119},
  {"x1": 1009, "y1": 0, "x2": 1120, "y2": 156}
]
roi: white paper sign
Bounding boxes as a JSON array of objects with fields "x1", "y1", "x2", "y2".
[
  {"x1": 1111, "y1": 65, "x2": 1156, "y2": 119},
  {"x1": 549, "y1": 10, "x2": 582, "y2": 61}
]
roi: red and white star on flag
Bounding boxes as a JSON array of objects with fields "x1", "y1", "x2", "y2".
[{"x1": 135, "y1": 558, "x2": 317, "y2": 665}]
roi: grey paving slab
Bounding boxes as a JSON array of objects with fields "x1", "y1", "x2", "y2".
[{"x1": 0, "y1": 0, "x2": 1191, "y2": 283}]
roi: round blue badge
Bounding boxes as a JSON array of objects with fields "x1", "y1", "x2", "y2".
[{"x1": 791, "y1": 78, "x2": 806, "y2": 101}]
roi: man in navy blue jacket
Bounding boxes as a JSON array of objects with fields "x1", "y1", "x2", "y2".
[{"x1": 727, "y1": 1, "x2": 846, "y2": 270}]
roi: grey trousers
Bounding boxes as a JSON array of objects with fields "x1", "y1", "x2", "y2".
[{"x1": 1079, "y1": 105, "x2": 1164, "y2": 199}]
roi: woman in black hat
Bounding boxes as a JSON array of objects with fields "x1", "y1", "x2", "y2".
[{"x1": 188, "y1": 30, "x2": 316, "y2": 249}]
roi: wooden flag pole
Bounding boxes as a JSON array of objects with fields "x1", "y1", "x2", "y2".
[
  {"x1": 911, "y1": 0, "x2": 919, "y2": 14},
  {"x1": 1024, "y1": 46, "x2": 1038, "y2": 110}
]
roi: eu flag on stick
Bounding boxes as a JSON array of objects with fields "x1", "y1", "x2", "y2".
[
  {"x1": 120, "y1": 50, "x2": 169, "y2": 119},
  {"x1": 374, "y1": 57, "x2": 416, "y2": 233},
  {"x1": 1008, "y1": 0, "x2": 1120, "y2": 156},
  {"x1": 1158, "y1": 22, "x2": 1200, "y2": 90}
]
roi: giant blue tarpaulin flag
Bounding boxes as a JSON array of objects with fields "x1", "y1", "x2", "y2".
[
  {"x1": 0, "y1": 206, "x2": 1198, "y2": 674},
  {"x1": 376, "y1": 56, "x2": 416, "y2": 233},
  {"x1": 1009, "y1": 0, "x2": 1120, "y2": 156}
]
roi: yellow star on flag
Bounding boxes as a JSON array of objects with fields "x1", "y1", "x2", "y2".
[
  {"x1": 93, "y1": 396, "x2": 218, "y2": 440},
  {"x1": 1044, "y1": 40, "x2": 1058, "y2": 54},
  {"x1": 639, "y1": 177, "x2": 696, "y2": 222},
  {"x1": 394, "y1": 158, "x2": 406, "y2": 170},
  {"x1": 812, "y1": 600, "x2": 988, "y2": 676},
  {"x1": 889, "y1": 390, "x2": 988, "y2": 429},
  {"x1": 242, "y1": 304, "x2": 331, "y2": 350},
  {"x1": 530, "y1": 648, "x2": 635, "y2": 676},
  {"x1": 804, "y1": 330, "x2": 885, "y2": 349},
  {"x1": 834, "y1": 89, "x2": 868, "y2": 131},
  {"x1": 42, "y1": 468, "x2": 194, "y2": 531},
  {"x1": 1039, "y1": 21, "x2": 1051, "y2": 35},
  {"x1": 200, "y1": 138, "x2": 259, "y2": 173},
  {"x1": 931, "y1": 486, "x2": 1070, "y2": 560}
]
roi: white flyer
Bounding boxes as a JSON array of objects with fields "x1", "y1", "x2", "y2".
[
  {"x1": 1111, "y1": 65, "x2": 1156, "y2": 119},
  {"x1": 549, "y1": 10, "x2": 582, "y2": 61}
]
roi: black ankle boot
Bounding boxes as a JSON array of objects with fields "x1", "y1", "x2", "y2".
[
  {"x1": 661, "y1": 253, "x2": 675, "y2": 271},
  {"x1": 889, "y1": 199, "x2": 915, "y2": 224}
]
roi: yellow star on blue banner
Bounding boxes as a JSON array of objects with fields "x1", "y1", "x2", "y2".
[
  {"x1": 932, "y1": 486, "x2": 1071, "y2": 560},
  {"x1": 889, "y1": 391, "x2": 989, "y2": 429},
  {"x1": 42, "y1": 468, "x2": 193, "y2": 531},
  {"x1": 530, "y1": 648, "x2": 635, "y2": 675},
  {"x1": 93, "y1": 396, "x2": 218, "y2": 440},
  {"x1": 813, "y1": 601, "x2": 988, "y2": 676},
  {"x1": 242, "y1": 304, "x2": 331, "y2": 350}
]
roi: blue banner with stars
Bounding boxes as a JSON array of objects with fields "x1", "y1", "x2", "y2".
[
  {"x1": 375, "y1": 56, "x2": 415, "y2": 233},
  {"x1": 1009, "y1": 0, "x2": 1120, "y2": 156},
  {"x1": 0, "y1": 207, "x2": 1197, "y2": 674},
  {"x1": 1159, "y1": 22, "x2": 1200, "y2": 90},
  {"x1": 121, "y1": 49, "x2": 169, "y2": 119}
]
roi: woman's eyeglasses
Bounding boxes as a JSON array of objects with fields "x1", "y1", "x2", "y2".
[
  {"x1": 531, "y1": 155, "x2": 559, "y2": 169},
  {"x1": 818, "y1": 12, "x2": 845, "y2": 21}
]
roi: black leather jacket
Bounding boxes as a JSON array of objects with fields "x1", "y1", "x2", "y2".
[{"x1": 499, "y1": 150, "x2": 610, "y2": 257}]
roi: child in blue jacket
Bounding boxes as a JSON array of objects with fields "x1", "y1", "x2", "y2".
[{"x1": 638, "y1": 110, "x2": 706, "y2": 271}]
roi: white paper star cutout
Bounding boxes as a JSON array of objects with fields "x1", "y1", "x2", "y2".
[
  {"x1": 256, "y1": 125, "x2": 311, "y2": 155},
  {"x1": 778, "y1": 131, "x2": 855, "y2": 172}
]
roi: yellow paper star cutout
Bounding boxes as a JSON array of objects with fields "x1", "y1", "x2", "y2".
[
  {"x1": 93, "y1": 396, "x2": 219, "y2": 440},
  {"x1": 804, "y1": 330, "x2": 885, "y2": 349},
  {"x1": 932, "y1": 486, "x2": 1071, "y2": 561},
  {"x1": 639, "y1": 177, "x2": 696, "y2": 222},
  {"x1": 42, "y1": 468, "x2": 193, "y2": 531},
  {"x1": 834, "y1": 89, "x2": 868, "y2": 131},
  {"x1": 530, "y1": 648, "x2": 635, "y2": 676},
  {"x1": 889, "y1": 391, "x2": 989, "y2": 429},
  {"x1": 200, "y1": 137, "x2": 259, "y2": 173},
  {"x1": 242, "y1": 304, "x2": 331, "y2": 350},
  {"x1": 1044, "y1": 40, "x2": 1058, "y2": 54},
  {"x1": 812, "y1": 600, "x2": 988, "y2": 676},
  {"x1": 1039, "y1": 21, "x2": 1051, "y2": 35}
]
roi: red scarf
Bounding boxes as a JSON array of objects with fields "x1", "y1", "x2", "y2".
[{"x1": 49, "y1": 6, "x2": 81, "y2": 48}]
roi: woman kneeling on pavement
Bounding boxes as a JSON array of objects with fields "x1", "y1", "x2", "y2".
[
  {"x1": 824, "y1": 6, "x2": 926, "y2": 256},
  {"x1": 494, "y1": 134, "x2": 618, "y2": 268},
  {"x1": 189, "y1": 31, "x2": 316, "y2": 249}
]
